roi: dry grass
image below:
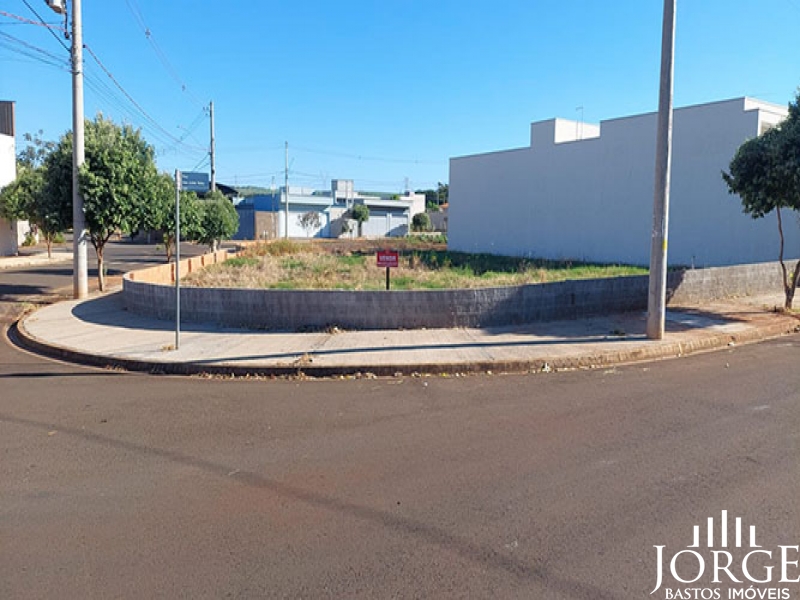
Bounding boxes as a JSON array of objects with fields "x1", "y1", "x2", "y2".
[{"x1": 184, "y1": 238, "x2": 647, "y2": 290}]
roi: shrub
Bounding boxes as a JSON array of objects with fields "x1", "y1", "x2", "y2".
[{"x1": 412, "y1": 213, "x2": 431, "y2": 232}]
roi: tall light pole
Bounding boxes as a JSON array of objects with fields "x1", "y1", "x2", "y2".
[
  {"x1": 647, "y1": 0, "x2": 676, "y2": 340},
  {"x1": 47, "y1": 0, "x2": 88, "y2": 299}
]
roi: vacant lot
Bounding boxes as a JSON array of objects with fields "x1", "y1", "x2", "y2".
[{"x1": 183, "y1": 237, "x2": 647, "y2": 290}]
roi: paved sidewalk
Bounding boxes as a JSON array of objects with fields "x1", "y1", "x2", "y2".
[
  {"x1": 0, "y1": 249, "x2": 73, "y2": 270},
  {"x1": 13, "y1": 289, "x2": 799, "y2": 376}
]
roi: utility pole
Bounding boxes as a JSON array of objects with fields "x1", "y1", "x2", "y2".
[
  {"x1": 48, "y1": 0, "x2": 88, "y2": 298},
  {"x1": 647, "y1": 0, "x2": 677, "y2": 340},
  {"x1": 284, "y1": 141, "x2": 289, "y2": 239},
  {"x1": 209, "y1": 100, "x2": 216, "y2": 192},
  {"x1": 71, "y1": 0, "x2": 88, "y2": 299}
]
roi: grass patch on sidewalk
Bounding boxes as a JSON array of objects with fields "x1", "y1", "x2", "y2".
[{"x1": 184, "y1": 239, "x2": 647, "y2": 290}]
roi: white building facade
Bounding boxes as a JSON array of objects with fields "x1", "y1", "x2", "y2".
[
  {"x1": 449, "y1": 98, "x2": 798, "y2": 267},
  {"x1": 0, "y1": 101, "x2": 28, "y2": 256}
]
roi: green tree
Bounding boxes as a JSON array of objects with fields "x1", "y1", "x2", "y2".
[
  {"x1": 417, "y1": 183, "x2": 448, "y2": 210},
  {"x1": 723, "y1": 93, "x2": 800, "y2": 309},
  {"x1": 131, "y1": 172, "x2": 202, "y2": 262},
  {"x1": 46, "y1": 114, "x2": 159, "y2": 291},
  {"x1": 0, "y1": 165, "x2": 70, "y2": 258},
  {"x1": 16, "y1": 130, "x2": 55, "y2": 169},
  {"x1": 0, "y1": 166, "x2": 37, "y2": 222},
  {"x1": 350, "y1": 203, "x2": 369, "y2": 237},
  {"x1": 417, "y1": 188, "x2": 437, "y2": 208},
  {"x1": 436, "y1": 182, "x2": 449, "y2": 206},
  {"x1": 1, "y1": 131, "x2": 69, "y2": 258},
  {"x1": 412, "y1": 212, "x2": 431, "y2": 232},
  {"x1": 197, "y1": 190, "x2": 239, "y2": 250}
]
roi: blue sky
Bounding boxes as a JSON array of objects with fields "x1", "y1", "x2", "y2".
[{"x1": 2, "y1": 1, "x2": 799, "y2": 193}]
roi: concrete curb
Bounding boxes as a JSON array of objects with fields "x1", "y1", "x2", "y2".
[{"x1": 11, "y1": 309, "x2": 799, "y2": 379}]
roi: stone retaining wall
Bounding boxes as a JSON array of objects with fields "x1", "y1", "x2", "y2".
[{"x1": 123, "y1": 253, "x2": 787, "y2": 331}]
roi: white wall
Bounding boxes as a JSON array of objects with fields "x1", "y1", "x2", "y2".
[
  {"x1": 449, "y1": 98, "x2": 798, "y2": 267},
  {"x1": 0, "y1": 132, "x2": 25, "y2": 256},
  {"x1": 0, "y1": 133, "x2": 14, "y2": 187},
  {"x1": 279, "y1": 205, "x2": 329, "y2": 238}
]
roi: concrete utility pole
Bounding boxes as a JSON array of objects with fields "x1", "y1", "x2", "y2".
[
  {"x1": 284, "y1": 141, "x2": 289, "y2": 239},
  {"x1": 48, "y1": 0, "x2": 88, "y2": 299},
  {"x1": 209, "y1": 101, "x2": 216, "y2": 192},
  {"x1": 71, "y1": 0, "x2": 88, "y2": 299},
  {"x1": 647, "y1": 0, "x2": 676, "y2": 340}
]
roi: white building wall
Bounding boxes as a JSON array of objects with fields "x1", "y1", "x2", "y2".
[
  {"x1": 0, "y1": 133, "x2": 14, "y2": 187},
  {"x1": 278, "y1": 205, "x2": 328, "y2": 238},
  {"x1": 449, "y1": 98, "x2": 798, "y2": 267},
  {"x1": 0, "y1": 132, "x2": 27, "y2": 256}
]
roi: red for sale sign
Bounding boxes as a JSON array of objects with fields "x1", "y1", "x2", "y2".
[{"x1": 376, "y1": 250, "x2": 399, "y2": 268}]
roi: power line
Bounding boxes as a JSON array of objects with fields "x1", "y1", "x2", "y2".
[
  {"x1": 122, "y1": 0, "x2": 204, "y2": 107},
  {"x1": 17, "y1": 1, "x2": 68, "y2": 51},
  {"x1": 0, "y1": 9, "x2": 65, "y2": 32},
  {"x1": 160, "y1": 108, "x2": 208, "y2": 155},
  {"x1": 0, "y1": 31, "x2": 69, "y2": 69},
  {"x1": 191, "y1": 155, "x2": 210, "y2": 171},
  {"x1": 83, "y1": 44, "x2": 206, "y2": 153},
  {"x1": 292, "y1": 144, "x2": 446, "y2": 166},
  {"x1": 4, "y1": 5, "x2": 206, "y2": 168}
]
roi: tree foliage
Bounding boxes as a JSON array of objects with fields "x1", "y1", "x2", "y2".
[
  {"x1": 196, "y1": 190, "x2": 238, "y2": 250},
  {"x1": 723, "y1": 92, "x2": 800, "y2": 309},
  {"x1": 17, "y1": 130, "x2": 55, "y2": 169},
  {"x1": 437, "y1": 182, "x2": 449, "y2": 206},
  {"x1": 417, "y1": 182, "x2": 449, "y2": 210},
  {"x1": 5, "y1": 117, "x2": 241, "y2": 285},
  {"x1": 0, "y1": 165, "x2": 38, "y2": 221},
  {"x1": 46, "y1": 114, "x2": 159, "y2": 290},
  {"x1": 2, "y1": 130, "x2": 71, "y2": 258},
  {"x1": 350, "y1": 203, "x2": 369, "y2": 237},
  {"x1": 130, "y1": 172, "x2": 202, "y2": 262},
  {"x1": 412, "y1": 212, "x2": 431, "y2": 232}
]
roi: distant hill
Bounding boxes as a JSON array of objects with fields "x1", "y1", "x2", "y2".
[{"x1": 236, "y1": 186, "x2": 273, "y2": 197}]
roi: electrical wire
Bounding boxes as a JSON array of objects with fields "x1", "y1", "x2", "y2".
[
  {"x1": 191, "y1": 155, "x2": 210, "y2": 171},
  {"x1": 18, "y1": 1, "x2": 68, "y2": 51},
  {"x1": 3, "y1": 8, "x2": 206, "y2": 160},
  {"x1": 0, "y1": 31, "x2": 68, "y2": 69},
  {"x1": 122, "y1": 0, "x2": 204, "y2": 107},
  {"x1": 292, "y1": 144, "x2": 446, "y2": 166},
  {"x1": 83, "y1": 44, "x2": 206, "y2": 153}
]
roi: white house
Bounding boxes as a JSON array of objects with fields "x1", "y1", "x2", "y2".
[
  {"x1": 0, "y1": 101, "x2": 29, "y2": 256},
  {"x1": 234, "y1": 180, "x2": 425, "y2": 240},
  {"x1": 449, "y1": 98, "x2": 798, "y2": 267}
]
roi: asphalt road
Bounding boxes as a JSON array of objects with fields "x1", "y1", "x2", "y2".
[
  {"x1": 1, "y1": 246, "x2": 799, "y2": 599},
  {"x1": 0, "y1": 240, "x2": 208, "y2": 302}
]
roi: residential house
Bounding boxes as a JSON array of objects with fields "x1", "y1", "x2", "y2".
[{"x1": 234, "y1": 179, "x2": 425, "y2": 240}]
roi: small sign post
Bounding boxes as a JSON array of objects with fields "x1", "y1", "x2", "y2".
[{"x1": 376, "y1": 250, "x2": 399, "y2": 290}]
